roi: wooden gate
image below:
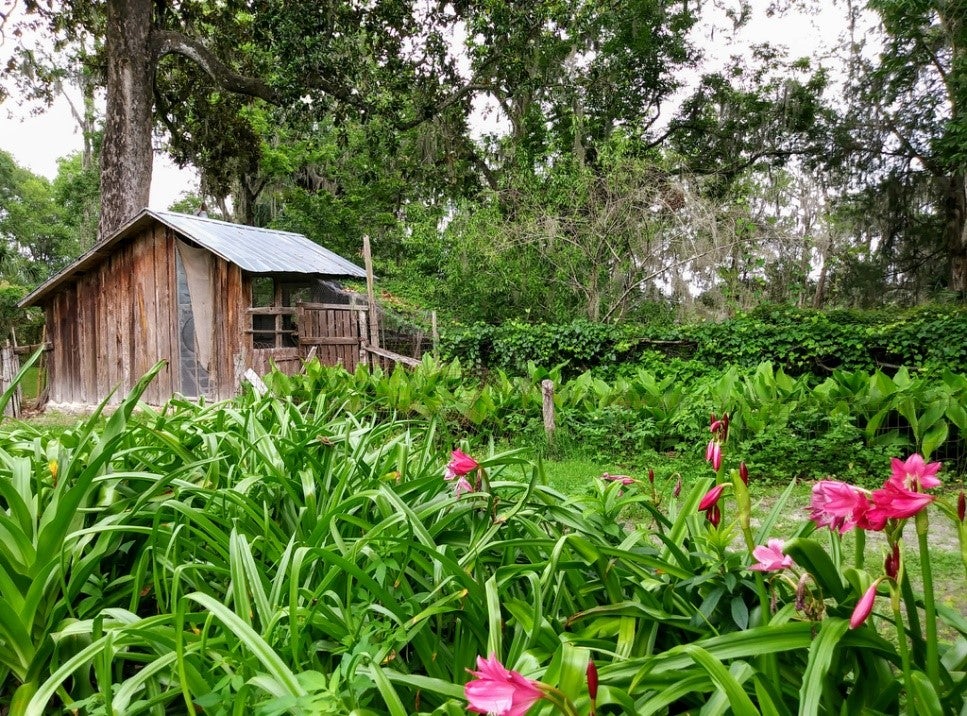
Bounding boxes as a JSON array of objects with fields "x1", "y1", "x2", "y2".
[
  {"x1": 297, "y1": 301, "x2": 368, "y2": 370},
  {"x1": 244, "y1": 299, "x2": 420, "y2": 378}
]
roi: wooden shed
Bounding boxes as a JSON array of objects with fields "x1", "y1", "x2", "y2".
[{"x1": 20, "y1": 209, "x2": 372, "y2": 407}]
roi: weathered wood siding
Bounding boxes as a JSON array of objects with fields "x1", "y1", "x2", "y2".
[
  {"x1": 43, "y1": 225, "x2": 187, "y2": 405},
  {"x1": 41, "y1": 221, "x2": 373, "y2": 406},
  {"x1": 212, "y1": 260, "x2": 246, "y2": 399}
]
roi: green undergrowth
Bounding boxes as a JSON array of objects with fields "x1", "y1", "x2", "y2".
[{"x1": 0, "y1": 358, "x2": 963, "y2": 714}]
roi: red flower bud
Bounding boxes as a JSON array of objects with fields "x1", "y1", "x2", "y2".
[
  {"x1": 739, "y1": 462, "x2": 749, "y2": 486},
  {"x1": 673, "y1": 477, "x2": 682, "y2": 498},
  {"x1": 721, "y1": 412, "x2": 730, "y2": 438},
  {"x1": 648, "y1": 468, "x2": 655, "y2": 484},
  {"x1": 884, "y1": 542, "x2": 900, "y2": 580},
  {"x1": 958, "y1": 491, "x2": 966, "y2": 522},
  {"x1": 706, "y1": 503, "x2": 721, "y2": 527},
  {"x1": 586, "y1": 658, "x2": 598, "y2": 701}
]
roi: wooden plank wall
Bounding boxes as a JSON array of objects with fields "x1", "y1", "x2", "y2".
[
  {"x1": 212, "y1": 260, "x2": 245, "y2": 400},
  {"x1": 43, "y1": 224, "x2": 178, "y2": 406}
]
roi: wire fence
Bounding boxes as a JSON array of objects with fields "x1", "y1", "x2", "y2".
[{"x1": 377, "y1": 305, "x2": 437, "y2": 362}]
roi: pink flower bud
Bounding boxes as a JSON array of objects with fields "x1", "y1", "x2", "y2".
[
  {"x1": 739, "y1": 462, "x2": 749, "y2": 485},
  {"x1": 699, "y1": 483, "x2": 726, "y2": 511},
  {"x1": 721, "y1": 412, "x2": 730, "y2": 438},
  {"x1": 850, "y1": 580, "x2": 880, "y2": 629},
  {"x1": 711, "y1": 442, "x2": 722, "y2": 472},
  {"x1": 673, "y1": 477, "x2": 682, "y2": 498},
  {"x1": 706, "y1": 439, "x2": 715, "y2": 463},
  {"x1": 706, "y1": 503, "x2": 721, "y2": 527}
]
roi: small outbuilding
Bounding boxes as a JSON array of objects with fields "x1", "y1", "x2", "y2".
[{"x1": 20, "y1": 209, "x2": 374, "y2": 407}]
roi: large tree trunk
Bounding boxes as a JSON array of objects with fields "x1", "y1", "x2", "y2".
[
  {"x1": 98, "y1": 0, "x2": 155, "y2": 239},
  {"x1": 946, "y1": 174, "x2": 967, "y2": 298}
]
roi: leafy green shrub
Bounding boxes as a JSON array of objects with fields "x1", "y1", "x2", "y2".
[{"x1": 440, "y1": 304, "x2": 967, "y2": 379}]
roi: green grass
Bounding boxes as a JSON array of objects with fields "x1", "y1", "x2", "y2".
[{"x1": 18, "y1": 366, "x2": 43, "y2": 401}]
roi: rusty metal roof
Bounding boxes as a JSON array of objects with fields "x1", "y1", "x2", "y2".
[{"x1": 20, "y1": 209, "x2": 366, "y2": 307}]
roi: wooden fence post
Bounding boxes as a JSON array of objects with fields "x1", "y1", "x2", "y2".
[
  {"x1": 1, "y1": 342, "x2": 22, "y2": 418},
  {"x1": 352, "y1": 295, "x2": 370, "y2": 367},
  {"x1": 431, "y1": 310, "x2": 439, "y2": 354},
  {"x1": 541, "y1": 379, "x2": 555, "y2": 444},
  {"x1": 362, "y1": 234, "x2": 380, "y2": 349}
]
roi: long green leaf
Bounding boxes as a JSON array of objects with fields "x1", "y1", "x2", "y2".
[
  {"x1": 798, "y1": 617, "x2": 849, "y2": 715},
  {"x1": 186, "y1": 592, "x2": 306, "y2": 699}
]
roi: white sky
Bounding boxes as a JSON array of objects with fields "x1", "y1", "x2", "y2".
[{"x1": 0, "y1": 1, "x2": 859, "y2": 210}]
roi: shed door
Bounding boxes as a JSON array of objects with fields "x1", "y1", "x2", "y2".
[{"x1": 175, "y1": 241, "x2": 214, "y2": 397}]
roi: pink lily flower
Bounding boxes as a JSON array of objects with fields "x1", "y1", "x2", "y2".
[
  {"x1": 809, "y1": 480, "x2": 874, "y2": 534},
  {"x1": 445, "y1": 449, "x2": 479, "y2": 480},
  {"x1": 868, "y1": 481, "x2": 934, "y2": 522},
  {"x1": 453, "y1": 476, "x2": 474, "y2": 497},
  {"x1": 850, "y1": 580, "x2": 881, "y2": 629},
  {"x1": 465, "y1": 654, "x2": 544, "y2": 716},
  {"x1": 749, "y1": 539, "x2": 794, "y2": 572},
  {"x1": 888, "y1": 454, "x2": 941, "y2": 492},
  {"x1": 699, "y1": 483, "x2": 726, "y2": 511}
]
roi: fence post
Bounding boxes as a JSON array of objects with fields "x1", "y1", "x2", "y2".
[
  {"x1": 362, "y1": 234, "x2": 381, "y2": 349},
  {"x1": 353, "y1": 295, "x2": 370, "y2": 367},
  {"x1": 431, "y1": 310, "x2": 439, "y2": 354},
  {"x1": 541, "y1": 379, "x2": 555, "y2": 444},
  {"x1": 1, "y1": 341, "x2": 22, "y2": 418}
]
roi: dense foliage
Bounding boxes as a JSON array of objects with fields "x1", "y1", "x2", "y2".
[
  {"x1": 263, "y1": 355, "x2": 967, "y2": 484},
  {"x1": 0, "y1": 359, "x2": 963, "y2": 714},
  {"x1": 440, "y1": 305, "x2": 967, "y2": 378}
]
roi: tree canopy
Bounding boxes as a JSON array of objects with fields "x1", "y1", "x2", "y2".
[{"x1": 1, "y1": 0, "x2": 965, "y2": 317}]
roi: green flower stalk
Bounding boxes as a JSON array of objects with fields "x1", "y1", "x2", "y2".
[{"x1": 915, "y1": 509, "x2": 939, "y2": 691}]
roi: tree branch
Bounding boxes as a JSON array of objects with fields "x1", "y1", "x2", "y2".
[
  {"x1": 396, "y1": 81, "x2": 495, "y2": 131},
  {"x1": 0, "y1": 0, "x2": 16, "y2": 43},
  {"x1": 153, "y1": 29, "x2": 279, "y2": 104}
]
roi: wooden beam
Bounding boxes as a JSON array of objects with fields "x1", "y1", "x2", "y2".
[{"x1": 362, "y1": 342, "x2": 420, "y2": 368}]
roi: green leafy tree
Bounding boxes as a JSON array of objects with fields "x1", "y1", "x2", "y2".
[
  {"x1": 827, "y1": 0, "x2": 967, "y2": 297},
  {"x1": 0, "y1": 149, "x2": 78, "y2": 283},
  {"x1": 5, "y1": 0, "x2": 485, "y2": 238}
]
